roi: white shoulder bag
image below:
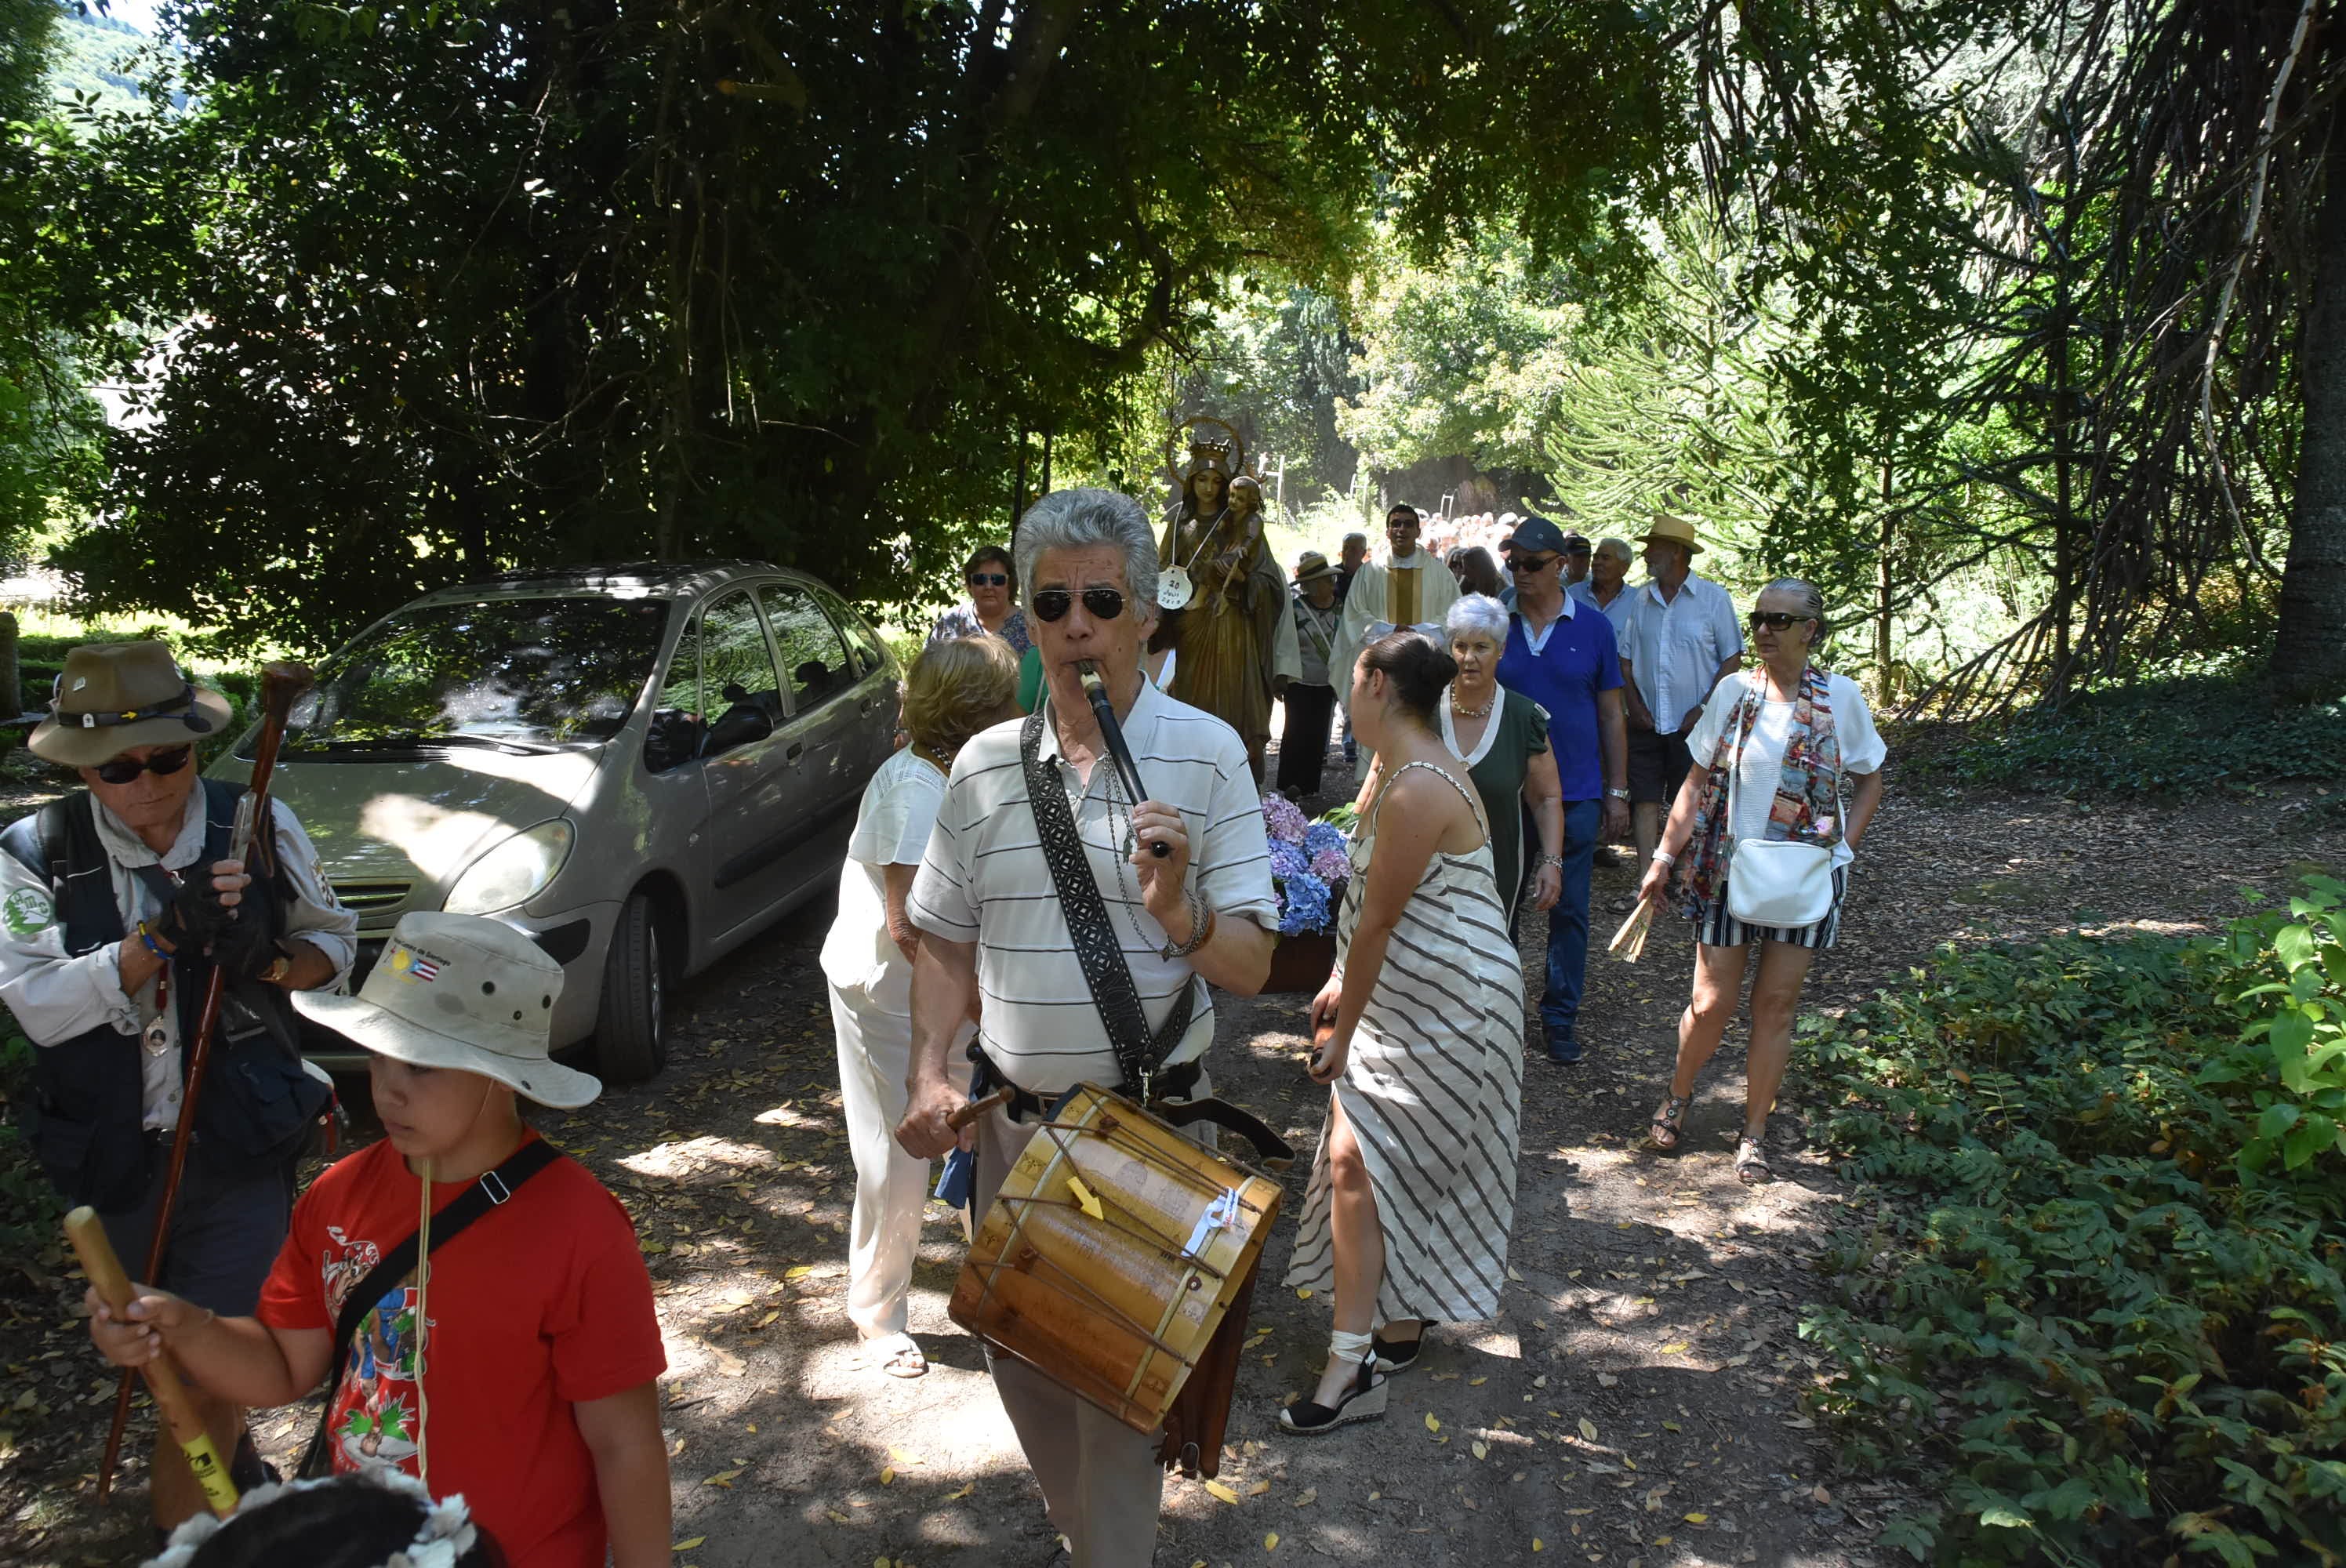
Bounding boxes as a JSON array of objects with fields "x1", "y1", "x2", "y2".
[{"x1": 1723, "y1": 684, "x2": 1844, "y2": 929}]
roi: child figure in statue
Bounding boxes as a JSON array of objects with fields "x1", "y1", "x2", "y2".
[{"x1": 1169, "y1": 471, "x2": 1285, "y2": 780}]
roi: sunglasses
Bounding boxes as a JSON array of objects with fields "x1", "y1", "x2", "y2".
[
  {"x1": 966, "y1": 572, "x2": 1009, "y2": 587},
  {"x1": 1030, "y1": 586, "x2": 1128, "y2": 623},
  {"x1": 1511, "y1": 555, "x2": 1560, "y2": 574},
  {"x1": 94, "y1": 745, "x2": 194, "y2": 785},
  {"x1": 1749, "y1": 611, "x2": 1813, "y2": 632}
]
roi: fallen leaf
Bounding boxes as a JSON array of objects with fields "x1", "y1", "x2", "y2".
[
  {"x1": 1292, "y1": 1487, "x2": 1317, "y2": 1507},
  {"x1": 703, "y1": 1468, "x2": 742, "y2": 1488},
  {"x1": 1661, "y1": 1342, "x2": 1690, "y2": 1355},
  {"x1": 1265, "y1": 1532, "x2": 1280, "y2": 1552},
  {"x1": 1684, "y1": 1512, "x2": 1709, "y2": 1523},
  {"x1": 824, "y1": 1510, "x2": 852, "y2": 1523},
  {"x1": 674, "y1": 1540, "x2": 706, "y2": 1552},
  {"x1": 1204, "y1": 1479, "x2": 1243, "y2": 1505},
  {"x1": 1533, "y1": 1541, "x2": 1544, "y2": 1552},
  {"x1": 888, "y1": 1446, "x2": 926, "y2": 1467},
  {"x1": 1425, "y1": 1413, "x2": 1441, "y2": 1433},
  {"x1": 946, "y1": 1482, "x2": 974, "y2": 1501},
  {"x1": 1248, "y1": 1479, "x2": 1271, "y2": 1497},
  {"x1": 1295, "y1": 1287, "x2": 1313, "y2": 1300},
  {"x1": 1578, "y1": 1417, "x2": 1599, "y2": 1440},
  {"x1": 1469, "y1": 1376, "x2": 1487, "y2": 1387},
  {"x1": 879, "y1": 1466, "x2": 895, "y2": 1486},
  {"x1": 1471, "y1": 1440, "x2": 1488, "y2": 1460}
]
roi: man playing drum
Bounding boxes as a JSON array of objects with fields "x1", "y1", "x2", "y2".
[{"x1": 896, "y1": 487, "x2": 1278, "y2": 1566}]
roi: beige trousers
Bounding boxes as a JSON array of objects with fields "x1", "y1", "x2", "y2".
[{"x1": 975, "y1": 1100, "x2": 1166, "y2": 1568}]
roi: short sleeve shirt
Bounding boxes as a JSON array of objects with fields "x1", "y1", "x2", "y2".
[
  {"x1": 1619, "y1": 573, "x2": 1745, "y2": 728},
  {"x1": 259, "y1": 1136, "x2": 666, "y2": 1568},
  {"x1": 820, "y1": 746, "x2": 949, "y2": 1011},
  {"x1": 1685, "y1": 670, "x2": 1887, "y2": 868},
  {"x1": 1494, "y1": 601, "x2": 1622, "y2": 803},
  {"x1": 909, "y1": 681, "x2": 1277, "y2": 1094}
]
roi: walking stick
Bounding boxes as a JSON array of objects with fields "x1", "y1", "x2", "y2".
[
  {"x1": 94, "y1": 661, "x2": 315, "y2": 1504},
  {"x1": 65, "y1": 1207, "x2": 239, "y2": 1518}
]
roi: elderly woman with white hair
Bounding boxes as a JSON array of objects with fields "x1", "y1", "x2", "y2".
[
  {"x1": 1636, "y1": 578, "x2": 1886, "y2": 1182},
  {"x1": 1362, "y1": 596, "x2": 1564, "y2": 928}
]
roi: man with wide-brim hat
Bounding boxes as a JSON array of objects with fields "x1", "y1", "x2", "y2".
[
  {"x1": 1277, "y1": 553, "x2": 1345, "y2": 798},
  {"x1": 89, "y1": 912, "x2": 672, "y2": 1563},
  {"x1": 0, "y1": 640, "x2": 357, "y2": 1532},
  {"x1": 1618, "y1": 511, "x2": 1744, "y2": 898}
]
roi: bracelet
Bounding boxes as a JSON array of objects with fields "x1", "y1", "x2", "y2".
[
  {"x1": 1651, "y1": 850, "x2": 1677, "y2": 866},
  {"x1": 135, "y1": 920, "x2": 173, "y2": 960},
  {"x1": 1538, "y1": 852, "x2": 1566, "y2": 869},
  {"x1": 1161, "y1": 888, "x2": 1215, "y2": 960},
  {"x1": 1605, "y1": 786, "x2": 1630, "y2": 800}
]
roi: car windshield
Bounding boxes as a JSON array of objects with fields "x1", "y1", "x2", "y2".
[{"x1": 284, "y1": 597, "x2": 673, "y2": 753}]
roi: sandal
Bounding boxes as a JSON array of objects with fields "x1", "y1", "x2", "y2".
[
  {"x1": 870, "y1": 1332, "x2": 928, "y2": 1378},
  {"x1": 1371, "y1": 1326, "x2": 1425, "y2": 1375},
  {"x1": 1647, "y1": 1094, "x2": 1690, "y2": 1152},
  {"x1": 1278, "y1": 1354, "x2": 1387, "y2": 1435},
  {"x1": 1734, "y1": 1137, "x2": 1772, "y2": 1185}
]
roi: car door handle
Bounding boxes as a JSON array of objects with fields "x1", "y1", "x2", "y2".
[{"x1": 786, "y1": 742, "x2": 805, "y2": 762}]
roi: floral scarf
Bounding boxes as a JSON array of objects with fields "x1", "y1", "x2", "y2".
[{"x1": 1679, "y1": 665, "x2": 1843, "y2": 914}]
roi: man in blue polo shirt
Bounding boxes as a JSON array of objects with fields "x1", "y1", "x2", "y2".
[{"x1": 1496, "y1": 515, "x2": 1632, "y2": 1064}]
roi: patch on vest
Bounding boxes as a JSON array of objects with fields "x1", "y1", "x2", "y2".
[{"x1": 2, "y1": 887, "x2": 53, "y2": 937}]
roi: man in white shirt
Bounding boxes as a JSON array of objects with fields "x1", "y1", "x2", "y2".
[
  {"x1": 1333, "y1": 504, "x2": 1462, "y2": 713},
  {"x1": 896, "y1": 487, "x2": 1277, "y2": 1567},
  {"x1": 1618, "y1": 512, "x2": 1744, "y2": 882}
]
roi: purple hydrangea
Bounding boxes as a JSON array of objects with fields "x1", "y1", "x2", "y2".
[
  {"x1": 1277, "y1": 872, "x2": 1333, "y2": 935},
  {"x1": 1302, "y1": 822, "x2": 1347, "y2": 858},
  {"x1": 1309, "y1": 844, "x2": 1350, "y2": 882},
  {"x1": 1260, "y1": 793, "x2": 1309, "y2": 845},
  {"x1": 1269, "y1": 844, "x2": 1310, "y2": 881}
]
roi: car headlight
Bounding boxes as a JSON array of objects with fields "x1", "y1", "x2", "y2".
[{"x1": 443, "y1": 820, "x2": 576, "y2": 915}]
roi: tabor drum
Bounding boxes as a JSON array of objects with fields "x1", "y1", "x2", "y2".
[{"x1": 950, "y1": 1084, "x2": 1284, "y2": 1435}]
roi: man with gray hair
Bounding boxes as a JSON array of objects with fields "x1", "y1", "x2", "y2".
[{"x1": 896, "y1": 487, "x2": 1278, "y2": 1566}]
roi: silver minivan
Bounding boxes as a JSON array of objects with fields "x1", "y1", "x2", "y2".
[{"x1": 211, "y1": 561, "x2": 899, "y2": 1082}]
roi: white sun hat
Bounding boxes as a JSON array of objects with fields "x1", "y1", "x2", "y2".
[{"x1": 293, "y1": 912, "x2": 602, "y2": 1109}]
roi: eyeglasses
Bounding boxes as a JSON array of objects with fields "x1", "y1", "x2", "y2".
[
  {"x1": 966, "y1": 572, "x2": 1009, "y2": 587},
  {"x1": 1749, "y1": 611, "x2": 1813, "y2": 632},
  {"x1": 1511, "y1": 555, "x2": 1559, "y2": 574},
  {"x1": 93, "y1": 745, "x2": 194, "y2": 785},
  {"x1": 1030, "y1": 586, "x2": 1128, "y2": 623}
]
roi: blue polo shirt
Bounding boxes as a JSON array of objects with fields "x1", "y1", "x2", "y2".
[{"x1": 1496, "y1": 601, "x2": 1621, "y2": 801}]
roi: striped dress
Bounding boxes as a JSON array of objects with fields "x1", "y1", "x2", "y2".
[{"x1": 1284, "y1": 761, "x2": 1527, "y2": 1323}]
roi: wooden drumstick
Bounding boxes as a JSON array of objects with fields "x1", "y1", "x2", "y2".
[
  {"x1": 948, "y1": 1087, "x2": 1013, "y2": 1131},
  {"x1": 64, "y1": 1207, "x2": 239, "y2": 1518}
]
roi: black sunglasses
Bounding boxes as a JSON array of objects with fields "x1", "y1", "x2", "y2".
[
  {"x1": 1511, "y1": 554, "x2": 1560, "y2": 574},
  {"x1": 966, "y1": 572, "x2": 1009, "y2": 587},
  {"x1": 1030, "y1": 586, "x2": 1128, "y2": 623},
  {"x1": 94, "y1": 745, "x2": 194, "y2": 785},
  {"x1": 1749, "y1": 611, "x2": 1813, "y2": 631}
]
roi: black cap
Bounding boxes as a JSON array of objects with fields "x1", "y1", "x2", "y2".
[{"x1": 1502, "y1": 515, "x2": 1571, "y2": 555}]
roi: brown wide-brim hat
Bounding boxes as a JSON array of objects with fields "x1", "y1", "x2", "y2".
[
  {"x1": 28, "y1": 642, "x2": 234, "y2": 768},
  {"x1": 1641, "y1": 511, "x2": 1705, "y2": 556},
  {"x1": 1294, "y1": 550, "x2": 1340, "y2": 584}
]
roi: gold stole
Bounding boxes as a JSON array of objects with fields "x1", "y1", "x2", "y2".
[{"x1": 1389, "y1": 561, "x2": 1421, "y2": 627}]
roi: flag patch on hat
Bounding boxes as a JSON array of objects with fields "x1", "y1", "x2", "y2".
[{"x1": 387, "y1": 944, "x2": 444, "y2": 982}]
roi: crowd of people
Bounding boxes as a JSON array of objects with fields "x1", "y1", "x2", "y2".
[{"x1": 9, "y1": 478, "x2": 1885, "y2": 1567}]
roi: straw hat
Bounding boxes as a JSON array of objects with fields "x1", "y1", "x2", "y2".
[
  {"x1": 1293, "y1": 551, "x2": 1340, "y2": 584},
  {"x1": 294, "y1": 913, "x2": 601, "y2": 1109},
  {"x1": 28, "y1": 642, "x2": 233, "y2": 768},
  {"x1": 1641, "y1": 511, "x2": 1705, "y2": 556}
]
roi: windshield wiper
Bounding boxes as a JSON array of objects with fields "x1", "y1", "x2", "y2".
[{"x1": 307, "y1": 734, "x2": 564, "y2": 756}]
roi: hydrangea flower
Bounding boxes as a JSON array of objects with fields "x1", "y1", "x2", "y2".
[
  {"x1": 1260, "y1": 793, "x2": 1309, "y2": 845},
  {"x1": 1277, "y1": 872, "x2": 1332, "y2": 935},
  {"x1": 1309, "y1": 844, "x2": 1350, "y2": 882},
  {"x1": 1302, "y1": 822, "x2": 1347, "y2": 859},
  {"x1": 1269, "y1": 844, "x2": 1310, "y2": 881}
]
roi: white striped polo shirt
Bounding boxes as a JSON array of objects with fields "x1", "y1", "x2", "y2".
[{"x1": 910, "y1": 679, "x2": 1277, "y2": 1096}]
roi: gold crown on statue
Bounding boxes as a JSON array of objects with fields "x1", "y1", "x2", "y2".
[{"x1": 1186, "y1": 433, "x2": 1237, "y2": 476}]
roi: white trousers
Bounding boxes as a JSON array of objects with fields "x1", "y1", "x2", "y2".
[{"x1": 828, "y1": 983, "x2": 968, "y2": 1340}]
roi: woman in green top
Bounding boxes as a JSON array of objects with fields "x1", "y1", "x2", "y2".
[{"x1": 1440, "y1": 595, "x2": 1563, "y2": 929}]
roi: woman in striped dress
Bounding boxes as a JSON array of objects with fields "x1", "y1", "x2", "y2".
[{"x1": 1280, "y1": 630, "x2": 1527, "y2": 1434}]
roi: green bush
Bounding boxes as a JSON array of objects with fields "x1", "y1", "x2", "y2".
[
  {"x1": 1922, "y1": 666, "x2": 2346, "y2": 797},
  {"x1": 1795, "y1": 885, "x2": 2346, "y2": 1565},
  {"x1": 0, "y1": 1030, "x2": 60, "y2": 1258}
]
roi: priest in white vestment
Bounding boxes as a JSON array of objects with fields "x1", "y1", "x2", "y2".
[{"x1": 1333, "y1": 503, "x2": 1463, "y2": 713}]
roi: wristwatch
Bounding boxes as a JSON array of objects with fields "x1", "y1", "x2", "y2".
[
  {"x1": 1538, "y1": 852, "x2": 1566, "y2": 869},
  {"x1": 1605, "y1": 786, "x2": 1631, "y2": 800}
]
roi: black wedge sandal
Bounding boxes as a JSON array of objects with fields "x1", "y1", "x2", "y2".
[
  {"x1": 1277, "y1": 1353, "x2": 1388, "y2": 1435},
  {"x1": 1371, "y1": 1327, "x2": 1425, "y2": 1375}
]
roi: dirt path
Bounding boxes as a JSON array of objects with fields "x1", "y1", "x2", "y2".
[{"x1": 2, "y1": 768, "x2": 2337, "y2": 1566}]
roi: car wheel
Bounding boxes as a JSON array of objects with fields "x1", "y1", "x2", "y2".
[{"x1": 596, "y1": 890, "x2": 667, "y2": 1084}]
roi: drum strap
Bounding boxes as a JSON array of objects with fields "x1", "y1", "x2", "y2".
[{"x1": 1019, "y1": 708, "x2": 1196, "y2": 1098}]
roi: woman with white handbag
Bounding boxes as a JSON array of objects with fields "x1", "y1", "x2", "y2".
[{"x1": 1632, "y1": 579, "x2": 1885, "y2": 1182}]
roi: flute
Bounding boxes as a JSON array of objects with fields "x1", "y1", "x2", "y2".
[{"x1": 1076, "y1": 660, "x2": 1170, "y2": 857}]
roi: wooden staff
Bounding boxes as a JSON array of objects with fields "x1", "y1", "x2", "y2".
[
  {"x1": 96, "y1": 661, "x2": 314, "y2": 1504},
  {"x1": 949, "y1": 1087, "x2": 1013, "y2": 1131},
  {"x1": 65, "y1": 1207, "x2": 239, "y2": 1517}
]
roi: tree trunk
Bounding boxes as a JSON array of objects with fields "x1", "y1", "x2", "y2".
[
  {"x1": 2275, "y1": 96, "x2": 2346, "y2": 705},
  {"x1": 1875, "y1": 460, "x2": 1895, "y2": 705}
]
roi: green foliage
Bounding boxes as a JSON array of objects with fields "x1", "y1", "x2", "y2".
[
  {"x1": 1794, "y1": 896, "x2": 2346, "y2": 1564},
  {"x1": 1926, "y1": 664, "x2": 2346, "y2": 797},
  {"x1": 0, "y1": 1029, "x2": 60, "y2": 1259}
]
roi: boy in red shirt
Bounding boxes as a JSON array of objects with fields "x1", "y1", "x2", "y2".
[{"x1": 89, "y1": 913, "x2": 670, "y2": 1568}]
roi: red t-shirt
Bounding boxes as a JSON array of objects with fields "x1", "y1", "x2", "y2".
[{"x1": 259, "y1": 1134, "x2": 666, "y2": 1568}]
